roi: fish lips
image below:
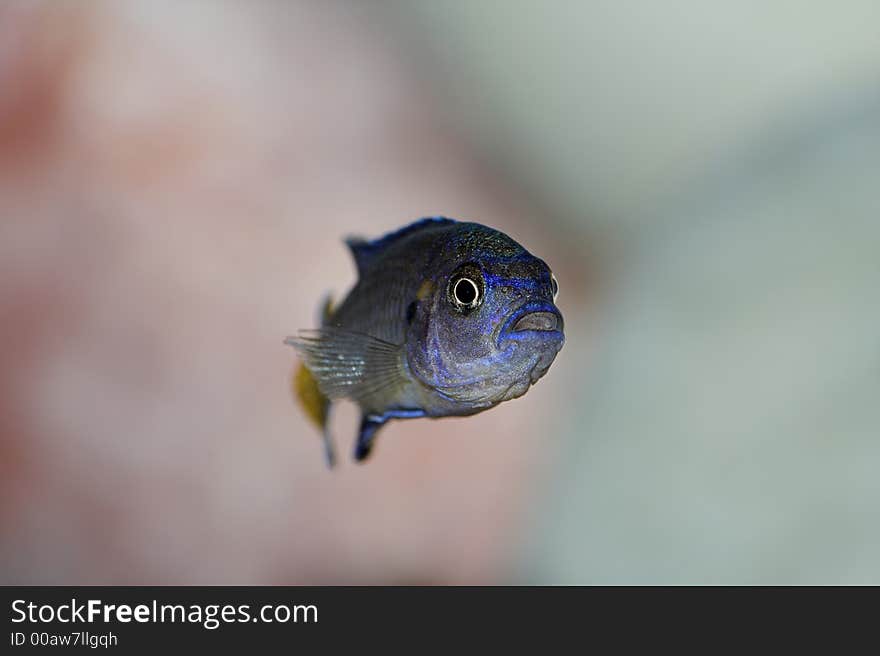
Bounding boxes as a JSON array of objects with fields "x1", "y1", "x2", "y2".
[{"x1": 498, "y1": 301, "x2": 565, "y2": 347}]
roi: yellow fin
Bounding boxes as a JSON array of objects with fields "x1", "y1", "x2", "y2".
[
  {"x1": 320, "y1": 295, "x2": 335, "y2": 324},
  {"x1": 293, "y1": 361, "x2": 329, "y2": 431}
]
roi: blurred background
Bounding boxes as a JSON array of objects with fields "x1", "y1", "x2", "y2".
[{"x1": 1, "y1": 0, "x2": 878, "y2": 584}]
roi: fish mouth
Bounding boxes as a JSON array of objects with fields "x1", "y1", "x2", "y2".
[
  {"x1": 512, "y1": 311, "x2": 559, "y2": 332},
  {"x1": 499, "y1": 301, "x2": 564, "y2": 345}
]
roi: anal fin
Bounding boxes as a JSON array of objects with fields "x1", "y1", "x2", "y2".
[{"x1": 293, "y1": 361, "x2": 336, "y2": 468}]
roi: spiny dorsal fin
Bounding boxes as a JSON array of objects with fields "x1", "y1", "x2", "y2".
[{"x1": 345, "y1": 216, "x2": 457, "y2": 274}]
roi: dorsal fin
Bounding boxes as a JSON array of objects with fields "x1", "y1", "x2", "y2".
[{"x1": 345, "y1": 216, "x2": 457, "y2": 274}]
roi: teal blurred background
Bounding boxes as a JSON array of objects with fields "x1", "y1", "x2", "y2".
[{"x1": 1, "y1": 1, "x2": 878, "y2": 584}]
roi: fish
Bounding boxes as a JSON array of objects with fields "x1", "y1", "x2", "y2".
[{"x1": 285, "y1": 217, "x2": 564, "y2": 466}]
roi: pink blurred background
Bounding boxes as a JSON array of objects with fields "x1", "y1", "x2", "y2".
[{"x1": 0, "y1": 1, "x2": 587, "y2": 584}]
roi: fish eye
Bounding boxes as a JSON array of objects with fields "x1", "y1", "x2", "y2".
[
  {"x1": 453, "y1": 277, "x2": 479, "y2": 307},
  {"x1": 448, "y1": 270, "x2": 483, "y2": 312},
  {"x1": 551, "y1": 273, "x2": 559, "y2": 301}
]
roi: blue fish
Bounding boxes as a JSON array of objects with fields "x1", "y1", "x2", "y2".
[{"x1": 285, "y1": 217, "x2": 564, "y2": 466}]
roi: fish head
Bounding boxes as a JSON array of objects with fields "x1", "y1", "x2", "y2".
[{"x1": 406, "y1": 224, "x2": 565, "y2": 408}]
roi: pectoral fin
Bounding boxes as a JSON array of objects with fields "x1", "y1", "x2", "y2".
[{"x1": 284, "y1": 328, "x2": 405, "y2": 404}]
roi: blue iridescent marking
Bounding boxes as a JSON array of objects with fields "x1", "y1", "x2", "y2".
[{"x1": 369, "y1": 409, "x2": 426, "y2": 421}]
